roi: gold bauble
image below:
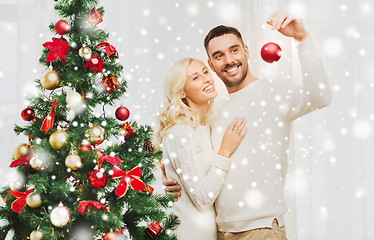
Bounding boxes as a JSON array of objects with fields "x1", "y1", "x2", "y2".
[
  {"x1": 13, "y1": 143, "x2": 32, "y2": 159},
  {"x1": 88, "y1": 126, "x2": 105, "y2": 142},
  {"x1": 66, "y1": 90, "x2": 83, "y2": 107},
  {"x1": 30, "y1": 156, "x2": 44, "y2": 170},
  {"x1": 26, "y1": 192, "x2": 42, "y2": 208},
  {"x1": 41, "y1": 70, "x2": 61, "y2": 90},
  {"x1": 30, "y1": 230, "x2": 43, "y2": 240},
  {"x1": 50, "y1": 204, "x2": 71, "y2": 227},
  {"x1": 78, "y1": 46, "x2": 92, "y2": 60},
  {"x1": 65, "y1": 153, "x2": 82, "y2": 170},
  {"x1": 49, "y1": 130, "x2": 68, "y2": 150}
]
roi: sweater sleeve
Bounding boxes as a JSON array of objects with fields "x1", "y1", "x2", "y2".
[
  {"x1": 162, "y1": 125, "x2": 230, "y2": 211},
  {"x1": 276, "y1": 37, "x2": 332, "y2": 122}
]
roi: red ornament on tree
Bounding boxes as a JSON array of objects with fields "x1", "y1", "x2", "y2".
[
  {"x1": 21, "y1": 107, "x2": 35, "y2": 121},
  {"x1": 115, "y1": 106, "x2": 130, "y2": 121},
  {"x1": 145, "y1": 221, "x2": 162, "y2": 238},
  {"x1": 54, "y1": 20, "x2": 70, "y2": 35},
  {"x1": 119, "y1": 122, "x2": 136, "y2": 140},
  {"x1": 88, "y1": 170, "x2": 108, "y2": 189},
  {"x1": 103, "y1": 232, "x2": 119, "y2": 240},
  {"x1": 84, "y1": 55, "x2": 104, "y2": 73},
  {"x1": 260, "y1": 42, "x2": 282, "y2": 63}
]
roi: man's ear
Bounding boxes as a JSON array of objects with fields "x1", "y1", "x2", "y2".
[
  {"x1": 244, "y1": 45, "x2": 250, "y2": 59},
  {"x1": 208, "y1": 58, "x2": 216, "y2": 73}
]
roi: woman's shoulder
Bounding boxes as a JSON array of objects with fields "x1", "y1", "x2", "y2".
[{"x1": 167, "y1": 123, "x2": 196, "y2": 136}]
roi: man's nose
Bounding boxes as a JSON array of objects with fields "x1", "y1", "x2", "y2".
[{"x1": 224, "y1": 54, "x2": 235, "y2": 65}]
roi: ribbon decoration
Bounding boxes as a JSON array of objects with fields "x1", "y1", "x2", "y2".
[
  {"x1": 98, "y1": 155, "x2": 123, "y2": 168},
  {"x1": 42, "y1": 37, "x2": 70, "y2": 64},
  {"x1": 77, "y1": 200, "x2": 108, "y2": 215},
  {"x1": 95, "y1": 42, "x2": 119, "y2": 58},
  {"x1": 112, "y1": 166, "x2": 146, "y2": 198},
  {"x1": 8, "y1": 189, "x2": 34, "y2": 213},
  {"x1": 9, "y1": 156, "x2": 32, "y2": 168},
  {"x1": 40, "y1": 98, "x2": 58, "y2": 133}
]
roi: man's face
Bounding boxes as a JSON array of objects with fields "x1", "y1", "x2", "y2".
[{"x1": 206, "y1": 34, "x2": 249, "y2": 88}]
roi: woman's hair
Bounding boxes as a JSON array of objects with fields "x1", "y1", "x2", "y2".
[{"x1": 155, "y1": 57, "x2": 214, "y2": 146}]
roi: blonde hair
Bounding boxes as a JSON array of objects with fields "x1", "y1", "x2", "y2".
[{"x1": 155, "y1": 58, "x2": 214, "y2": 146}]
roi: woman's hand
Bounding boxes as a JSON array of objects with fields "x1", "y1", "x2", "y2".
[{"x1": 218, "y1": 117, "x2": 248, "y2": 158}]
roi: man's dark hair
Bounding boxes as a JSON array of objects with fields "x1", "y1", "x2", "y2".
[{"x1": 204, "y1": 25, "x2": 245, "y2": 51}]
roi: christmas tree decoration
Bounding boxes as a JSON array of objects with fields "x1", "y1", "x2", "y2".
[
  {"x1": 25, "y1": 192, "x2": 42, "y2": 208},
  {"x1": 29, "y1": 155, "x2": 44, "y2": 170},
  {"x1": 41, "y1": 68, "x2": 61, "y2": 90},
  {"x1": 119, "y1": 122, "x2": 136, "y2": 140},
  {"x1": 49, "y1": 129, "x2": 68, "y2": 150},
  {"x1": 95, "y1": 41, "x2": 119, "y2": 58},
  {"x1": 143, "y1": 139, "x2": 156, "y2": 153},
  {"x1": 88, "y1": 170, "x2": 108, "y2": 189},
  {"x1": 115, "y1": 106, "x2": 130, "y2": 121},
  {"x1": 66, "y1": 90, "x2": 83, "y2": 107},
  {"x1": 42, "y1": 37, "x2": 70, "y2": 64},
  {"x1": 21, "y1": 107, "x2": 35, "y2": 121},
  {"x1": 102, "y1": 74, "x2": 120, "y2": 93},
  {"x1": 144, "y1": 185, "x2": 154, "y2": 195},
  {"x1": 88, "y1": 7, "x2": 103, "y2": 25},
  {"x1": 84, "y1": 55, "x2": 104, "y2": 73},
  {"x1": 78, "y1": 141, "x2": 92, "y2": 152},
  {"x1": 77, "y1": 200, "x2": 108, "y2": 215},
  {"x1": 7, "y1": 189, "x2": 34, "y2": 213},
  {"x1": 260, "y1": 42, "x2": 282, "y2": 63},
  {"x1": 50, "y1": 203, "x2": 71, "y2": 227},
  {"x1": 88, "y1": 125, "x2": 105, "y2": 143},
  {"x1": 111, "y1": 166, "x2": 146, "y2": 198},
  {"x1": 9, "y1": 156, "x2": 32, "y2": 168},
  {"x1": 29, "y1": 230, "x2": 43, "y2": 240},
  {"x1": 145, "y1": 221, "x2": 163, "y2": 238},
  {"x1": 54, "y1": 20, "x2": 70, "y2": 35},
  {"x1": 103, "y1": 232, "x2": 120, "y2": 240},
  {"x1": 12, "y1": 143, "x2": 32, "y2": 159},
  {"x1": 78, "y1": 46, "x2": 92, "y2": 59},
  {"x1": 98, "y1": 155, "x2": 123, "y2": 168},
  {"x1": 40, "y1": 98, "x2": 58, "y2": 132},
  {"x1": 65, "y1": 153, "x2": 82, "y2": 170}
]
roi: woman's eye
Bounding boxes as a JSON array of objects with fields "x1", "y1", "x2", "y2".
[
  {"x1": 193, "y1": 76, "x2": 199, "y2": 80},
  {"x1": 204, "y1": 70, "x2": 208, "y2": 74}
]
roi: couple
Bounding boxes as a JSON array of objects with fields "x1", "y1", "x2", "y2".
[{"x1": 156, "y1": 11, "x2": 331, "y2": 240}]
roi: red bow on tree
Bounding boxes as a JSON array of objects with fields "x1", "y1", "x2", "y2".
[
  {"x1": 112, "y1": 166, "x2": 146, "y2": 198},
  {"x1": 42, "y1": 38, "x2": 70, "y2": 63},
  {"x1": 40, "y1": 98, "x2": 58, "y2": 133},
  {"x1": 95, "y1": 42, "x2": 119, "y2": 58},
  {"x1": 77, "y1": 200, "x2": 108, "y2": 215},
  {"x1": 8, "y1": 189, "x2": 34, "y2": 213},
  {"x1": 98, "y1": 155, "x2": 123, "y2": 168},
  {"x1": 9, "y1": 156, "x2": 32, "y2": 168}
]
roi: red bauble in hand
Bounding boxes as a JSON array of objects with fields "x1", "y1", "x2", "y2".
[
  {"x1": 115, "y1": 106, "x2": 130, "y2": 121},
  {"x1": 88, "y1": 170, "x2": 108, "y2": 189},
  {"x1": 84, "y1": 55, "x2": 104, "y2": 73},
  {"x1": 21, "y1": 107, "x2": 35, "y2": 121},
  {"x1": 54, "y1": 20, "x2": 70, "y2": 35},
  {"x1": 261, "y1": 42, "x2": 282, "y2": 63}
]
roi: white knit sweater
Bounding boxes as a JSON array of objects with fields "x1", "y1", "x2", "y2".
[
  {"x1": 162, "y1": 124, "x2": 231, "y2": 240},
  {"x1": 210, "y1": 38, "x2": 331, "y2": 232}
]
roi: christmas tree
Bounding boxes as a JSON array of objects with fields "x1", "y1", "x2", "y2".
[{"x1": 0, "y1": 0, "x2": 178, "y2": 239}]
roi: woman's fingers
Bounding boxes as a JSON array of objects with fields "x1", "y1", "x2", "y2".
[
  {"x1": 235, "y1": 118, "x2": 247, "y2": 134},
  {"x1": 228, "y1": 117, "x2": 240, "y2": 131}
]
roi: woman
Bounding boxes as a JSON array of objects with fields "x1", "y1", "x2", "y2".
[{"x1": 155, "y1": 58, "x2": 248, "y2": 239}]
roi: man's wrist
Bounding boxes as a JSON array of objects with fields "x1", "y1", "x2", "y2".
[{"x1": 294, "y1": 32, "x2": 310, "y2": 42}]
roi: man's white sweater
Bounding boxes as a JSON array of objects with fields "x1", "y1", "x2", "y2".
[{"x1": 210, "y1": 38, "x2": 331, "y2": 232}]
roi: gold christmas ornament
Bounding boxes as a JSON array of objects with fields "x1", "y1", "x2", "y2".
[
  {"x1": 66, "y1": 90, "x2": 83, "y2": 107},
  {"x1": 41, "y1": 69, "x2": 61, "y2": 90},
  {"x1": 13, "y1": 143, "x2": 32, "y2": 159},
  {"x1": 30, "y1": 230, "x2": 43, "y2": 240},
  {"x1": 78, "y1": 46, "x2": 92, "y2": 60},
  {"x1": 50, "y1": 204, "x2": 71, "y2": 227},
  {"x1": 49, "y1": 130, "x2": 68, "y2": 150},
  {"x1": 30, "y1": 156, "x2": 44, "y2": 170},
  {"x1": 65, "y1": 153, "x2": 82, "y2": 170},
  {"x1": 88, "y1": 126, "x2": 105, "y2": 142},
  {"x1": 26, "y1": 192, "x2": 42, "y2": 208}
]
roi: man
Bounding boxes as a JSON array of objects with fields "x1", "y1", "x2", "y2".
[{"x1": 162, "y1": 11, "x2": 331, "y2": 239}]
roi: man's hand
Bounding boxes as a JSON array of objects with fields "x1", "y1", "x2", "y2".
[
  {"x1": 161, "y1": 164, "x2": 182, "y2": 202},
  {"x1": 267, "y1": 11, "x2": 309, "y2": 42}
]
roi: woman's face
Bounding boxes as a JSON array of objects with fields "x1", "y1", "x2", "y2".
[{"x1": 183, "y1": 60, "x2": 217, "y2": 106}]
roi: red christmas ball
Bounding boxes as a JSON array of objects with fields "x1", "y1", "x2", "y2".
[
  {"x1": 260, "y1": 42, "x2": 282, "y2": 63},
  {"x1": 88, "y1": 170, "x2": 108, "y2": 189},
  {"x1": 103, "y1": 232, "x2": 119, "y2": 240},
  {"x1": 21, "y1": 107, "x2": 35, "y2": 121},
  {"x1": 84, "y1": 55, "x2": 104, "y2": 73},
  {"x1": 115, "y1": 106, "x2": 130, "y2": 121},
  {"x1": 54, "y1": 20, "x2": 70, "y2": 35}
]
